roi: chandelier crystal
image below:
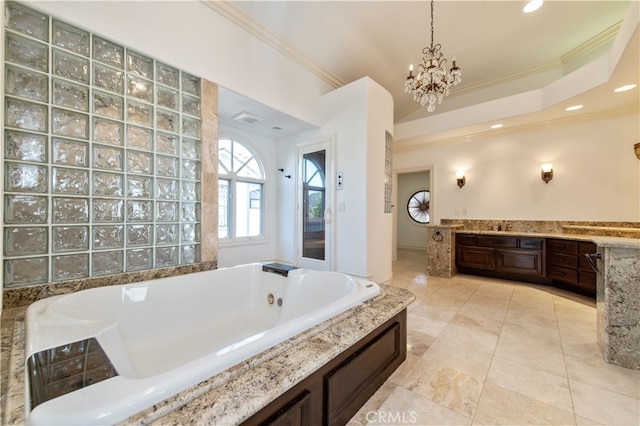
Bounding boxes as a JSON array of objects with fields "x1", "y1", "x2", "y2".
[{"x1": 404, "y1": 0, "x2": 462, "y2": 112}]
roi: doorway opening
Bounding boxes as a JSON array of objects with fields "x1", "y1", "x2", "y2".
[{"x1": 394, "y1": 167, "x2": 433, "y2": 261}]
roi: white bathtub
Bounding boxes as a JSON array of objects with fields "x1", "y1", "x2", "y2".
[{"x1": 24, "y1": 263, "x2": 380, "y2": 425}]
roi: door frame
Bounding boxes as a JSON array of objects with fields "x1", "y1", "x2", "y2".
[
  {"x1": 393, "y1": 165, "x2": 435, "y2": 261},
  {"x1": 296, "y1": 135, "x2": 335, "y2": 271}
]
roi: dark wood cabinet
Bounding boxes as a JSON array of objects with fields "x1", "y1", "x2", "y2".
[
  {"x1": 456, "y1": 234, "x2": 545, "y2": 282},
  {"x1": 547, "y1": 238, "x2": 597, "y2": 297},
  {"x1": 455, "y1": 233, "x2": 597, "y2": 298},
  {"x1": 242, "y1": 310, "x2": 407, "y2": 426}
]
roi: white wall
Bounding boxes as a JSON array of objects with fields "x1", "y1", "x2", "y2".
[
  {"x1": 216, "y1": 126, "x2": 279, "y2": 268},
  {"x1": 364, "y1": 80, "x2": 395, "y2": 282},
  {"x1": 27, "y1": 1, "x2": 332, "y2": 127},
  {"x1": 397, "y1": 172, "x2": 430, "y2": 249},
  {"x1": 276, "y1": 78, "x2": 394, "y2": 282},
  {"x1": 395, "y1": 113, "x2": 640, "y2": 223}
]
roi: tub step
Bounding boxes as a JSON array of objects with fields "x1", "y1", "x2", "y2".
[{"x1": 262, "y1": 263, "x2": 298, "y2": 277}]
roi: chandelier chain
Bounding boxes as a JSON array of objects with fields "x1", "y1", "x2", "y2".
[{"x1": 430, "y1": 0, "x2": 434, "y2": 49}]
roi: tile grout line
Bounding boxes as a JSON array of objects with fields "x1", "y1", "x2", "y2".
[
  {"x1": 552, "y1": 293, "x2": 581, "y2": 426},
  {"x1": 469, "y1": 281, "x2": 515, "y2": 424}
]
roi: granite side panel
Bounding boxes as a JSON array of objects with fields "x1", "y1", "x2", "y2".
[
  {"x1": 426, "y1": 226, "x2": 457, "y2": 278},
  {"x1": 600, "y1": 247, "x2": 640, "y2": 370}
]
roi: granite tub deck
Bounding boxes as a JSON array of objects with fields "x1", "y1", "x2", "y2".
[{"x1": 1, "y1": 284, "x2": 414, "y2": 425}]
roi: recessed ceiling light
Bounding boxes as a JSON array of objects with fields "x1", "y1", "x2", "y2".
[
  {"x1": 490, "y1": 124, "x2": 503, "y2": 129},
  {"x1": 614, "y1": 84, "x2": 637, "y2": 93},
  {"x1": 523, "y1": 0, "x2": 543, "y2": 13},
  {"x1": 566, "y1": 105, "x2": 583, "y2": 111}
]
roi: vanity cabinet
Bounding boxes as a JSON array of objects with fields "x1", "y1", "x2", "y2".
[
  {"x1": 547, "y1": 239, "x2": 597, "y2": 297},
  {"x1": 456, "y1": 234, "x2": 544, "y2": 281},
  {"x1": 242, "y1": 310, "x2": 407, "y2": 426},
  {"x1": 455, "y1": 233, "x2": 598, "y2": 297}
]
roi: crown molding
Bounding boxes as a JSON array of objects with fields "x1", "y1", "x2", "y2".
[
  {"x1": 394, "y1": 59, "x2": 560, "y2": 122},
  {"x1": 201, "y1": 0, "x2": 346, "y2": 89},
  {"x1": 395, "y1": 21, "x2": 622, "y2": 123},
  {"x1": 561, "y1": 21, "x2": 622, "y2": 65},
  {"x1": 394, "y1": 103, "x2": 639, "y2": 154}
]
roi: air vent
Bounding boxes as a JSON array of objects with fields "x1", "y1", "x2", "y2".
[{"x1": 232, "y1": 111, "x2": 264, "y2": 125}]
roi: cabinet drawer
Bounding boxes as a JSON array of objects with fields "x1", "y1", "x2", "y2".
[
  {"x1": 547, "y1": 239, "x2": 578, "y2": 254},
  {"x1": 547, "y1": 265, "x2": 578, "y2": 283},
  {"x1": 519, "y1": 238, "x2": 543, "y2": 250},
  {"x1": 477, "y1": 236, "x2": 517, "y2": 248},
  {"x1": 457, "y1": 246, "x2": 496, "y2": 270},
  {"x1": 456, "y1": 234, "x2": 477, "y2": 246},
  {"x1": 548, "y1": 252, "x2": 578, "y2": 268}
]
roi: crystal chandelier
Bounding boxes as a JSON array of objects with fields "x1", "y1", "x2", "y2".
[{"x1": 404, "y1": 0, "x2": 462, "y2": 112}]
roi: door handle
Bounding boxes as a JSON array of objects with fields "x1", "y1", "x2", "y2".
[{"x1": 584, "y1": 252, "x2": 601, "y2": 273}]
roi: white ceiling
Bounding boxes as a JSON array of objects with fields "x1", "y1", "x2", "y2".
[{"x1": 215, "y1": 1, "x2": 639, "y2": 140}]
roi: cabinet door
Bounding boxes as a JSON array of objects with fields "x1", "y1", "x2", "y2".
[
  {"x1": 264, "y1": 391, "x2": 312, "y2": 426},
  {"x1": 326, "y1": 321, "x2": 404, "y2": 425},
  {"x1": 496, "y1": 249, "x2": 543, "y2": 276},
  {"x1": 457, "y1": 246, "x2": 496, "y2": 270}
]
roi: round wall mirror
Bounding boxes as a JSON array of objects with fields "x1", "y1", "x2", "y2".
[{"x1": 407, "y1": 190, "x2": 430, "y2": 224}]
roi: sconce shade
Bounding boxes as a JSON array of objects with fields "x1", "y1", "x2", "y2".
[
  {"x1": 456, "y1": 171, "x2": 466, "y2": 188},
  {"x1": 635, "y1": 143, "x2": 640, "y2": 160},
  {"x1": 541, "y1": 163, "x2": 553, "y2": 183}
]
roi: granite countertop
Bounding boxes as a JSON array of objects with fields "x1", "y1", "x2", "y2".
[
  {"x1": 1, "y1": 284, "x2": 415, "y2": 425},
  {"x1": 452, "y1": 230, "x2": 640, "y2": 249}
]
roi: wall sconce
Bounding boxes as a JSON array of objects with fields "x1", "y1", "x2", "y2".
[
  {"x1": 456, "y1": 171, "x2": 466, "y2": 188},
  {"x1": 541, "y1": 163, "x2": 553, "y2": 183},
  {"x1": 634, "y1": 143, "x2": 640, "y2": 160}
]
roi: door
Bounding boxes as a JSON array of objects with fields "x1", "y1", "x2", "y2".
[{"x1": 297, "y1": 140, "x2": 333, "y2": 270}]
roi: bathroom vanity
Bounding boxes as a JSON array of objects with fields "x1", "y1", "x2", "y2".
[
  {"x1": 455, "y1": 233, "x2": 598, "y2": 296},
  {"x1": 427, "y1": 219, "x2": 640, "y2": 371}
]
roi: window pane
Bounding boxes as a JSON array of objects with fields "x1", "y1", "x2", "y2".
[
  {"x1": 232, "y1": 143, "x2": 252, "y2": 173},
  {"x1": 218, "y1": 179, "x2": 229, "y2": 239},
  {"x1": 235, "y1": 182, "x2": 262, "y2": 238},
  {"x1": 237, "y1": 157, "x2": 261, "y2": 179}
]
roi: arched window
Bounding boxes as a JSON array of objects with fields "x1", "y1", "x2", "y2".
[{"x1": 218, "y1": 138, "x2": 265, "y2": 240}]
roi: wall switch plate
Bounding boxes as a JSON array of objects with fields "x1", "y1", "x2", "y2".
[
  {"x1": 337, "y1": 171, "x2": 344, "y2": 190},
  {"x1": 338, "y1": 202, "x2": 345, "y2": 211}
]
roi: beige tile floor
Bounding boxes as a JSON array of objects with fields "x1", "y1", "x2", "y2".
[{"x1": 349, "y1": 249, "x2": 640, "y2": 426}]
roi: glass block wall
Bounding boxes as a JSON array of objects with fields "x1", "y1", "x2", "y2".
[
  {"x1": 3, "y1": 2, "x2": 202, "y2": 287},
  {"x1": 384, "y1": 131, "x2": 393, "y2": 214}
]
